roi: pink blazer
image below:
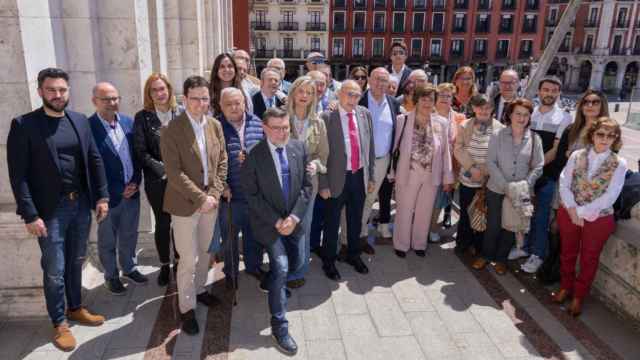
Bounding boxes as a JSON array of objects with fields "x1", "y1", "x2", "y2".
[{"x1": 391, "y1": 111, "x2": 454, "y2": 187}]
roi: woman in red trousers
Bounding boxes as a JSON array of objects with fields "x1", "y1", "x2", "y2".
[{"x1": 555, "y1": 117, "x2": 627, "y2": 316}]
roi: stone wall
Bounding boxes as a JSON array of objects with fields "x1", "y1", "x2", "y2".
[{"x1": 0, "y1": 0, "x2": 233, "y2": 319}]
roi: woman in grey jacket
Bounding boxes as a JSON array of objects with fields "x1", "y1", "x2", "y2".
[{"x1": 472, "y1": 98, "x2": 544, "y2": 275}]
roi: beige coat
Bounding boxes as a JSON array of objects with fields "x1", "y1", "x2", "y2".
[
  {"x1": 453, "y1": 117, "x2": 504, "y2": 174},
  {"x1": 290, "y1": 114, "x2": 329, "y2": 174},
  {"x1": 161, "y1": 113, "x2": 228, "y2": 216}
]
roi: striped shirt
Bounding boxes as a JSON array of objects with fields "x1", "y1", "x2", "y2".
[{"x1": 459, "y1": 125, "x2": 492, "y2": 188}]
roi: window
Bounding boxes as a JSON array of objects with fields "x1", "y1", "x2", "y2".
[
  {"x1": 354, "y1": 12, "x2": 366, "y2": 31},
  {"x1": 476, "y1": 14, "x2": 490, "y2": 32},
  {"x1": 584, "y1": 35, "x2": 593, "y2": 52},
  {"x1": 411, "y1": 38, "x2": 422, "y2": 57},
  {"x1": 522, "y1": 15, "x2": 537, "y2": 33},
  {"x1": 256, "y1": 37, "x2": 267, "y2": 50},
  {"x1": 310, "y1": 37, "x2": 321, "y2": 51},
  {"x1": 283, "y1": 38, "x2": 294, "y2": 50},
  {"x1": 617, "y1": 8, "x2": 628, "y2": 27},
  {"x1": 431, "y1": 39, "x2": 442, "y2": 56},
  {"x1": 433, "y1": 0, "x2": 445, "y2": 9},
  {"x1": 394, "y1": 0, "x2": 406, "y2": 9},
  {"x1": 393, "y1": 12, "x2": 405, "y2": 32},
  {"x1": 474, "y1": 39, "x2": 487, "y2": 55},
  {"x1": 373, "y1": 38, "x2": 385, "y2": 56},
  {"x1": 525, "y1": 0, "x2": 538, "y2": 11},
  {"x1": 413, "y1": 12, "x2": 425, "y2": 32},
  {"x1": 477, "y1": 0, "x2": 490, "y2": 10},
  {"x1": 283, "y1": 11, "x2": 294, "y2": 23},
  {"x1": 310, "y1": 11, "x2": 321, "y2": 24},
  {"x1": 451, "y1": 39, "x2": 464, "y2": 56},
  {"x1": 502, "y1": 0, "x2": 514, "y2": 10},
  {"x1": 255, "y1": 10, "x2": 267, "y2": 23},
  {"x1": 453, "y1": 13, "x2": 466, "y2": 32},
  {"x1": 333, "y1": 38, "x2": 345, "y2": 56},
  {"x1": 561, "y1": 32, "x2": 572, "y2": 51},
  {"x1": 520, "y1": 40, "x2": 533, "y2": 57},
  {"x1": 612, "y1": 34, "x2": 623, "y2": 54},
  {"x1": 353, "y1": 38, "x2": 365, "y2": 57},
  {"x1": 634, "y1": 35, "x2": 640, "y2": 52},
  {"x1": 549, "y1": 8, "x2": 558, "y2": 24},
  {"x1": 499, "y1": 15, "x2": 513, "y2": 33},
  {"x1": 354, "y1": 0, "x2": 367, "y2": 8},
  {"x1": 333, "y1": 12, "x2": 345, "y2": 31},
  {"x1": 496, "y1": 39, "x2": 509, "y2": 57},
  {"x1": 454, "y1": 0, "x2": 467, "y2": 10},
  {"x1": 374, "y1": 0, "x2": 386, "y2": 8},
  {"x1": 414, "y1": 0, "x2": 427, "y2": 9},
  {"x1": 588, "y1": 7, "x2": 598, "y2": 26},
  {"x1": 374, "y1": 12, "x2": 385, "y2": 32},
  {"x1": 432, "y1": 12, "x2": 444, "y2": 33}
]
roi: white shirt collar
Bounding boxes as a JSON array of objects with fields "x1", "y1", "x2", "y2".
[
  {"x1": 368, "y1": 92, "x2": 387, "y2": 107},
  {"x1": 391, "y1": 64, "x2": 406, "y2": 76},
  {"x1": 186, "y1": 110, "x2": 206, "y2": 127},
  {"x1": 338, "y1": 104, "x2": 355, "y2": 118},
  {"x1": 267, "y1": 138, "x2": 287, "y2": 151},
  {"x1": 97, "y1": 112, "x2": 120, "y2": 127}
]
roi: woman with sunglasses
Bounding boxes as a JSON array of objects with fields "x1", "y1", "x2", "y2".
[
  {"x1": 350, "y1": 66, "x2": 368, "y2": 93},
  {"x1": 553, "y1": 117, "x2": 626, "y2": 316}
]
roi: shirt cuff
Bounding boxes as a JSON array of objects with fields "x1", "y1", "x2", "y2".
[{"x1": 290, "y1": 214, "x2": 300, "y2": 223}]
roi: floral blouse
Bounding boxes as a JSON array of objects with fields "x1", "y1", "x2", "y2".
[{"x1": 410, "y1": 120, "x2": 434, "y2": 171}]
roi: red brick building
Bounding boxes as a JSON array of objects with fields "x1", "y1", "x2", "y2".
[{"x1": 328, "y1": 0, "x2": 546, "y2": 89}]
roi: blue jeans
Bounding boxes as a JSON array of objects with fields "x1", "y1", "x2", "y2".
[
  {"x1": 38, "y1": 193, "x2": 92, "y2": 325},
  {"x1": 287, "y1": 191, "x2": 316, "y2": 281},
  {"x1": 220, "y1": 200, "x2": 264, "y2": 277},
  {"x1": 526, "y1": 179, "x2": 556, "y2": 259},
  {"x1": 97, "y1": 197, "x2": 140, "y2": 280},
  {"x1": 265, "y1": 235, "x2": 303, "y2": 337}
]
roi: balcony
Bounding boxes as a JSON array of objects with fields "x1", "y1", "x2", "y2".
[
  {"x1": 519, "y1": 51, "x2": 533, "y2": 59},
  {"x1": 615, "y1": 20, "x2": 630, "y2": 29},
  {"x1": 578, "y1": 47, "x2": 593, "y2": 54},
  {"x1": 353, "y1": 25, "x2": 367, "y2": 33},
  {"x1": 496, "y1": 50, "x2": 509, "y2": 59},
  {"x1": 477, "y1": 0, "x2": 490, "y2": 10},
  {"x1": 453, "y1": 0, "x2": 468, "y2": 9},
  {"x1": 303, "y1": 49, "x2": 326, "y2": 58},
  {"x1": 392, "y1": 25, "x2": 405, "y2": 33},
  {"x1": 353, "y1": 1, "x2": 367, "y2": 9},
  {"x1": 306, "y1": 22, "x2": 327, "y2": 31},
  {"x1": 278, "y1": 22, "x2": 299, "y2": 31},
  {"x1": 412, "y1": 24, "x2": 425, "y2": 33},
  {"x1": 610, "y1": 48, "x2": 626, "y2": 56},
  {"x1": 373, "y1": 24, "x2": 385, "y2": 32},
  {"x1": 501, "y1": 1, "x2": 516, "y2": 11},
  {"x1": 371, "y1": 54, "x2": 386, "y2": 62},
  {"x1": 558, "y1": 44, "x2": 571, "y2": 53},
  {"x1": 374, "y1": 0, "x2": 386, "y2": 9},
  {"x1": 499, "y1": 24, "x2": 513, "y2": 33},
  {"x1": 277, "y1": 49, "x2": 302, "y2": 58},
  {"x1": 633, "y1": 48, "x2": 640, "y2": 55},
  {"x1": 584, "y1": 19, "x2": 598, "y2": 28},
  {"x1": 452, "y1": 25, "x2": 466, "y2": 33},
  {"x1": 450, "y1": 51, "x2": 464, "y2": 59},
  {"x1": 333, "y1": 24, "x2": 346, "y2": 32},
  {"x1": 413, "y1": 0, "x2": 427, "y2": 10},
  {"x1": 473, "y1": 51, "x2": 487, "y2": 60},
  {"x1": 522, "y1": 23, "x2": 537, "y2": 33},
  {"x1": 545, "y1": 19, "x2": 558, "y2": 27},
  {"x1": 352, "y1": 53, "x2": 365, "y2": 60},
  {"x1": 254, "y1": 49, "x2": 275, "y2": 59},
  {"x1": 525, "y1": 0, "x2": 539, "y2": 11},
  {"x1": 432, "y1": 25, "x2": 444, "y2": 34},
  {"x1": 432, "y1": 1, "x2": 445, "y2": 10},
  {"x1": 394, "y1": 0, "x2": 406, "y2": 10},
  {"x1": 334, "y1": 0, "x2": 346, "y2": 8},
  {"x1": 251, "y1": 21, "x2": 271, "y2": 31},
  {"x1": 475, "y1": 24, "x2": 490, "y2": 33}
]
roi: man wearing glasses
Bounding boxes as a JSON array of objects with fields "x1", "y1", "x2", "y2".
[
  {"x1": 492, "y1": 69, "x2": 520, "y2": 123},
  {"x1": 89, "y1": 82, "x2": 147, "y2": 295},
  {"x1": 161, "y1": 76, "x2": 228, "y2": 335},
  {"x1": 387, "y1": 42, "x2": 413, "y2": 97}
]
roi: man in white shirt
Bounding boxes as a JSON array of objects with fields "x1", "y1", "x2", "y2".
[
  {"x1": 387, "y1": 42, "x2": 413, "y2": 96},
  {"x1": 252, "y1": 67, "x2": 284, "y2": 120}
]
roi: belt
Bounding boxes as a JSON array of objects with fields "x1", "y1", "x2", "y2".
[{"x1": 62, "y1": 191, "x2": 80, "y2": 201}]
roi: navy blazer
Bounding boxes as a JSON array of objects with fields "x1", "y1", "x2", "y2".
[
  {"x1": 359, "y1": 90, "x2": 402, "y2": 160},
  {"x1": 252, "y1": 91, "x2": 285, "y2": 121},
  {"x1": 7, "y1": 108, "x2": 109, "y2": 223},
  {"x1": 88, "y1": 113, "x2": 142, "y2": 208}
]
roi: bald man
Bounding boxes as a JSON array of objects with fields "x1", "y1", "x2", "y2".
[
  {"x1": 491, "y1": 69, "x2": 520, "y2": 123},
  {"x1": 89, "y1": 82, "x2": 146, "y2": 295}
]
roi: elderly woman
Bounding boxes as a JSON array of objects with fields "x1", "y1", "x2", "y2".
[
  {"x1": 285, "y1": 76, "x2": 329, "y2": 288},
  {"x1": 553, "y1": 117, "x2": 626, "y2": 317},
  {"x1": 133, "y1": 73, "x2": 183, "y2": 286},
  {"x1": 398, "y1": 69, "x2": 428, "y2": 114},
  {"x1": 452, "y1": 66, "x2": 479, "y2": 118},
  {"x1": 472, "y1": 99, "x2": 544, "y2": 275},
  {"x1": 454, "y1": 94, "x2": 504, "y2": 256},
  {"x1": 429, "y1": 83, "x2": 467, "y2": 242},
  {"x1": 350, "y1": 66, "x2": 368, "y2": 93},
  {"x1": 390, "y1": 85, "x2": 454, "y2": 258}
]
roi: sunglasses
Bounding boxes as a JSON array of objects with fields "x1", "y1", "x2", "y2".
[
  {"x1": 594, "y1": 131, "x2": 617, "y2": 140},
  {"x1": 583, "y1": 99, "x2": 602, "y2": 107}
]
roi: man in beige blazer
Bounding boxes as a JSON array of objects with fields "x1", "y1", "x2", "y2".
[{"x1": 161, "y1": 76, "x2": 228, "y2": 335}]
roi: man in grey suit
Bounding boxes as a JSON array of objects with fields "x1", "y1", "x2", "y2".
[
  {"x1": 318, "y1": 80, "x2": 376, "y2": 281},
  {"x1": 242, "y1": 107, "x2": 312, "y2": 355}
]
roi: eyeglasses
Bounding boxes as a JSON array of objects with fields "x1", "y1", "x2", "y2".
[
  {"x1": 98, "y1": 96, "x2": 121, "y2": 103},
  {"x1": 437, "y1": 94, "x2": 452, "y2": 99},
  {"x1": 266, "y1": 125, "x2": 290, "y2": 133},
  {"x1": 344, "y1": 91, "x2": 362, "y2": 99},
  {"x1": 353, "y1": 76, "x2": 367, "y2": 80},
  {"x1": 594, "y1": 131, "x2": 617, "y2": 140},
  {"x1": 188, "y1": 97, "x2": 211, "y2": 103},
  {"x1": 391, "y1": 51, "x2": 406, "y2": 56},
  {"x1": 583, "y1": 99, "x2": 602, "y2": 107}
]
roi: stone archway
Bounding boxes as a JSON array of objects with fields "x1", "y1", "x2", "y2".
[
  {"x1": 602, "y1": 61, "x2": 619, "y2": 93},
  {"x1": 579, "y1": 60, "x2": 592, "y2": 92},
  {"x1": 623, "y1": 62, "x2": 639, "y2": 89}
]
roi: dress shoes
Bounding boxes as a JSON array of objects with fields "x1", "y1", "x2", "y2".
[
  {"x1": 322, "y1": 262, "x2": 342, "y2": 281},
  {"x1": 180, "y1": 310, "x2": 199, "y2": 335},
  {"x1": 67, "y1": 307, "x2": 105, "y2": 326},
  {"x1": 346, "y1": 256, "x2": 369, "y2": 274},
  {"x1": 493, "y1": 262, "x2": 507, "y2": 275},
  {"x1": 53, "y1": 322, "x2": 76, "y2": 352},
  {"x1": 337, "y1": 245, "x2": 348, "y2": 262},
  {"x1": 471, "y1": 258, "x2": 488, "y2": 270},
  {"x1": 272, "y1": 333, "x2": 298, "y2": 355},
  {"x1": 415, "y1": 250, "x2": 426, "y2": 257},
  {"x1": 394, "y1": 249, "x2": 407, "y2": 258},
  {"x1": 157, "y1": 265, "x2": 170, "y2": 286}
]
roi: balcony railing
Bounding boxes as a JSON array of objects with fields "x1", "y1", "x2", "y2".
[
  {"x1": 453, "y1": 0, "x2": 468, "y2": 10},
  {"x1": 525, "y1": 0, "x2": 539, "y2": 11},
  {"x1": 251, "y1": 21, "x2": 271, "y2": 31},
  {"x1": 333, "y1": 24, "x2": 346, "y2": 32},
  {"x1": 373, "y1": 26, "x2": 385, "y2": 33},
  {"x1": 615, "y1": 20, "x2": 630, "y2": 29},
  {"x1": 545, "y1": 19, "x2": 558, "y2": 27},
  {"x1": 633, "y1": 48, "x2": 640, "y2": 55},
  {"x1": 277, "y1": 49, "x2": 302, "y2": 58},
  {"x1": 450, "y1": 51, "x2": 464, "y2": 59},
  {"x1": 496, "y1": 50, "x2": 509, "y2": 59},
  {"x1": 303, "y1": 49, "x2": 326, "y2": 57},
  {"x1": 278, "y1": 22, "x2": 299, "y2": 31},
  {"x1": 578, "y1": 47, "x2": 592, "y2": 54},
  {"x1": 413, "y1": 0, "x2": 427, "y2": 10},
  {"x1": 584, "y1": 19, "x2": 598, "y2": 28},
  {"x1": 306, "y1": 22, "x2": 327, "y2": 31},
  {"x1": 352, "y1": 53, "x2": 365, "y2": 59},
  {"x1": 473, "y1": 51, "x2": 487, "y2": 59},
  {"x1": 432, "y1": 25, "x2": 444, "y2": 33},
  {"x1": 475, "y1": 24, "x2": 490, "y2": 33},
  {"x1": 499, "y1": 24, "x2": 513, "y2": 33},
  {"x1": 477, "y1": 0, "x2": 490, "y2": 10},
  {"x1": 452, "y1": 25, "x2": 466, "y2": 33},
  {"x1": 519, "y1": 51, "x2": 533, "y2": 59},
  {"x1": 392, "y1": 25, "x2": 405, "y2": 33},
  {"x1": 558, "y1": 44, "x2": 571, "y2": 52},
  {"x1": 610, "y1": 48, "x2": 626, "y2": 56},
  {"x1": 412, "y1": 24, "x2": 425, "y2": 33},
  {"x1": 502, "y1": 1, "x2": 516, "y2": 10},
  {"x1": 353, "y1": 1, "x2": 367, "y2": 9},
  {"x1": 353, "y1": 25, "x2": 367, "y2": 32},
  {"x1": 254, "y1": 49, "x2": 275, "y2": 59},
  {"x1": 522, "y1": 23, "x2": 537, "y2": 33}
]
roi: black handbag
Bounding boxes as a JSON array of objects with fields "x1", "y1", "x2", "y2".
[{"x1": 391, "y1": 115, "x2": 408, "y2": 172}]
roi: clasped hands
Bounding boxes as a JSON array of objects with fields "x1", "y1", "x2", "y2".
[{"x1": 275, "y1": 216, "x2": 298, "y2": 236}]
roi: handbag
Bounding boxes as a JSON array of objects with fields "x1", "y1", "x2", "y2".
[
  {"x1": 468, "y1": 188, "x2": 488, "y2": 232},
  {"x1": 391, "y1": 115, "x2": 408, "y2": 172}
]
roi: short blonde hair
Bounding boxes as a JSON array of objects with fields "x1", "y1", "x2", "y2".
[
  {"x1": 436, "y1": 82, "x2": 456, "y2": 94},
  {"x1": 286, "y1": 76, "x2": 318, "y2": 121},
  {"x1": 143, "y1": 73, "x2": 178, "y2": 112}
]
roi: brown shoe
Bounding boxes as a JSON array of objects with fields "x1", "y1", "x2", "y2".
[
  {"x1": 471, "y1": 258, "x2": 488, "y2": 270},
  {"x1": 494, "y1": 263, "x2": 507, "y2": 275},
  {"x1": 67, "y1": 307, "x2": 105, "y2": 326},
  {"x1": 552, "y1": 289, "x2": 571, "y2": 304},
  {"x1": 53, "y1": 322, "x2": 76, "y2": 351},
  {"x1": 568, "y1": 297, "x2": 583, "y2": 317}
]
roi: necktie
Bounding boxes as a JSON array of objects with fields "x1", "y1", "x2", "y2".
[
  {"x1": 276, "y1": 147, "x2": 290, "y2": 205},
  {"x1": 267, "y1": 97, "x2": 273, "y2": 108},
  {"x1": 347, "y1": 112, "x2": 360, "y2": 172}
]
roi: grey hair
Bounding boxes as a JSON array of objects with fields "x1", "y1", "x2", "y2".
[
  {"x1": 260, "y1": 67, "x2": 281, "y2": 80},
  {"x1": 408, "y1": 69, "x2": 427, "y2": 80},
  {"x1": 220, "y1": 87, "x2": 244, "y2": 101}
]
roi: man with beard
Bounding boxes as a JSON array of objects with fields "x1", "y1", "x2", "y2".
[
  {"x1": 7, "y1": 68, "x2": 109, "y2": 351},
  {"x1": 510, "y1": 76, "x2": 572, "y2": 274}
]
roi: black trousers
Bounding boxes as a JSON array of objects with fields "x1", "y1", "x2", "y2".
[
  {"x1": 377, "y1": 177, "x2": 393, "y2": 224},
  {"x1": 457, "y1": 184, "x2": 485, "y2": 252},
  {"x1": 322, "y1": 169, "x2": 366, "y2": 263},
  {"x1": 482, "y1": 190, "x2": 515, "y2": 264},
  {"x1": 145, "y1": 179, "x2": 179, "y2": 265}
]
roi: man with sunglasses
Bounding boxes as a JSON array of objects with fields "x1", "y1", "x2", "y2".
[
  {"x1": 387, "y1": 42, "x2": 413, "y2": 97},
  {"x1": 513, "y1": 76, "x2": 572, "y2": 274}
]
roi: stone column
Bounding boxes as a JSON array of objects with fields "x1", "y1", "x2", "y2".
[
  {"x1": 594, "y1": 0, "x2": 615, "y2": 57},
  {"x1": 0, "y1": 0, "x2": 59, "y2": 318},
  {"x1": 148, "y1": 0, "x2": 169, "y2": 74},
  {"x1": 615, "y1": 63, "x2": 626, "y2": 90},
  {"x1": 164, "y1": 0, "x2": 184, "y2": 94},
  {"x1": 590, "y1": 60, "x2": 605, "y2": 90}
]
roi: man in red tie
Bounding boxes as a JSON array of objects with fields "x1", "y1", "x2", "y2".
[{"x1": 318, "y1": 80, "x2": 376, "y2": 280}]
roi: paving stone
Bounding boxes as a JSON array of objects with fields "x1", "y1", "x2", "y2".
[
  {"x1": 408, "y1": 311, "x2": 460, "y2": 359},
  {"x1": 331, "y1": 280, "x2": 368, "y2": 315},
  {"x1": 299, "y1": 295, "x2": 340, "y2": 340},
  {"x1": 172, "y1": 306, "x2": 208, "y2": 358},
  {"x1": 0, "y1": 322, "x2": 42, "y2": 358},
  {"x1": 21, "y1": 351, "x2": 63, "y2": 360},
  {"x1": 306, "y1": 339, "x2": 347, "y2": 360},
  {"x1": 101, "y1": 347, "x2": 147, "y2": 359},
  {"x1": 342, "y1": 334, "x2": 425, "y2": 360},
  {"x1": 426, "y1": 289, "x2": 483, "y2": 334},
  {"x1": 105, "y1": 298, "x2": 163, "y2": 350},
  {"x1": 391, "y1": 277, "x2": 433, "y2": 313},
  {"x1": 365, "y1": 292, "x2": 412, "y2": 337},
  {"x1": 336, "y1": 314, "x2": 378, "y2": 337}
]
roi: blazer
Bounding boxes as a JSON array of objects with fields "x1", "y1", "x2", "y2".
[
  {"x1": 454, "y1": 117, "x2": 505, "y2": 173},
  {"x1": 88, "y1": 113, "x2": 142, "y2": 208},
  {"x1": 252, "y1": 91, "x2": 285, "y2": 121},
  {"x1": 7, "y1": 108, "x2": 109, "y2": 223},
  {"x1": 359, "y1": 90, "x2": 402, "y2": 159},
  {"x1": 241, "y1": 139, "x2": 312, "y2": 246},
  {"x1": 160, "y1": 113, "x2": 228, "y2": 216},
  {"x1": 289, "y1": 114, "x2": 329, "y2": 175},
  {"x1": 133, "y1": 107, "x2": 182, "y2": 184},
  {"x1": 391, "y1": 112, "x2": 455, "y2": 187},
  {"x1": 318, "y1": 105, "x2": 376, "y2": 197}
]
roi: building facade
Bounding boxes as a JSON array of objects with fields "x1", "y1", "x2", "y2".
[
  {"x1": 544, "y1": 0, "x2": 640, "y2": 94},
  {"x1": 250, "y1": 0, "x2": 330, "y2": 80},
  {"x1": 0, "y1": 0, "x2": 234, "y2": 318}
]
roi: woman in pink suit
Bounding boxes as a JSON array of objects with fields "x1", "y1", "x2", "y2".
[{"x1": 390, "y1": 85, "x2": 455, "y2": 258}]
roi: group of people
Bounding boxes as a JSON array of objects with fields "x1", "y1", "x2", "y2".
[{"x1": 7, "y1": 42, "x2": 627, "y2": 356}]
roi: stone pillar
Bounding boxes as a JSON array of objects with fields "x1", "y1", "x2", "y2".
[
  {"x1": 590, "y1": 61, "x2": 605, "y2": 90},
  {"x1": 164, "y1": 0, "x2": 184, "y2": 95},
  {"x1": 594, "y1": 0, "x2": 615, "y2": 57},
  {"x1": 298, "y1": 64, "x2": 305, "y2": 76},
  {"x1": 615, "y1": 64, "x2": 626, "y2": 90},
  {"x1": 148, "y1": 0, "x2": 169, "y2": 74}
]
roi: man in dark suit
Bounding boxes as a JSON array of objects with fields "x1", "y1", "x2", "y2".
[
  {"x1": 319, "y1": 80, "x2": 376, "y2": 281},
  {"x1": 251, "y1": 67, "x2": 284, "y2": 120},
  {"x1": 88, "y1": 82, "x2": 147, "y2": 295},
  {"x1": 491, "y1": 69, "x2": 520, "y2": 123},
  {"x1": 7, "y1": 68, "x2": 109, "y2": 351},
  {"x1": 387, "y1": 42, "x2": 413, "y2": 98},
  {"x1": 242, "y1": 107, "x2": 312, "y2": 355}
]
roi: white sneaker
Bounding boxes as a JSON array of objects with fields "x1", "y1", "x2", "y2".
[
  {"x1": 377, "y1": 223, "x2": 392, "y2": 238},
  {"x1": 508, "y1": 247, "x2": 529, "y2": 261},
  {"x1": 429, "y1": 232, "x2": 441, "y2": 243},
  {"x1": 521, "y1": 255, "x2": 544, "y2": 274}
]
